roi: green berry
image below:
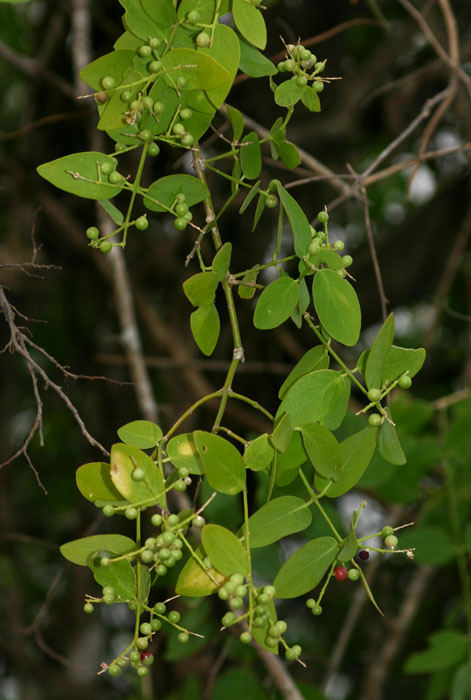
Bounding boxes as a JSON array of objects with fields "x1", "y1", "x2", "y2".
[
  {"x1": 173, "y1": 123, "x2": 185, "y2": 136},
  {"x1": 139, "y1": 45, "x2": 152, "y2": 58},
  {"x1": 174, "y1": 479, "x2": 186, "y2": 492},
  {"x1": 368, "y1": 413, "x2": 382, "y2": 427},
  {"x1": 235, "y1": 585, "x2": 247, "y2": 598},
  {"x1": 230, "y1": 597, "x2": 243, "y2": 609},
  {"x1": 398, "y1": 375, "x2": 412, "y2": 389},
  {"x1": 95, "y1": 91, "x2": 108, "y2": 104},
  {"x1": 367, "y1": 388, "x2": 382, "y2": 402},
  {"x1": 296, "y1": 75, "x2": 308, "y2": 87},
  {"x1": 187, "y1": 10, "x2": 200, "y2": 23},
  {"x1": 154, "y1": 602, "x2": 166, "y2": 614},
  {"x1": 149, "y1": 60, "x2": 162, "y2": 73},
  {"x1": 140, "y1": 129, "x2": 153, "y2": 142},
  {"x1": 176, "y1": 76, "x2": 187, "y2": 89},
  {"x1": 151, "y1": 619, "x2": 161, "y2": 631},
  {"x1": 135, "y1": 216, "x2": 149, "y2": 231},
  {"x1": 148, "y1": 143, "x2": 160, "y2": 157},
  {"x1": 196, "y1": 32, "x2": 210, "y2": 48},
  {"x1": 153, "y1": 101, "x2": 165, "y2": 114},
  {"x1": 140, "y1": 622, "x2": 152, "y2": 635},
  {"x1": 181, "y1": 133, "x2": 194, "y2": 147},
  {"x1": 306, "y1": 598, "x2": 316, "y2": 609},
  {"x1": 159, "y1": 548, "x2": 171, "y2": 560},
  {"x1": 230, "y1": 573, "x2": 244, "y2": 585},
  {"x1": 257, "y1": 593, "x2": 269, "y2": 605},
  {"x1": 108, "y1": 664, "x2": 121, "y2": 677},
  {"x1": 218, "y1": 587, "x2": 229, "y2": 600},
  {"x1": 175, "y1": 202, "x2": 189, "y2": 217},
  {"x1": 86, "y1": 226, "x2": 99, "y2": 240},
  {"x1": 168, "y1": 611, "x2": 181, "y2": 624},
  {"x1": 265, "y1": 195, "x2": 278, "y2": 208},
  {"x1": 308, "y1": 241, "x2": 321, "y2": 256},
  {"x1": 285, "y1": 59, "x2": 295, "y2": 71},
  {"x1": 130, "y1": 650, "x2": 141, "y2": 663},
  {"x1": 312, "y1": 605, "x2": 323, "y2": 616},
  {"x1": 142, "y1": 652, "x2": 154, "y2": 666},
  {"x1": 99, "y1": 241, "x2": 112, "y2": 254},
  {"x1": 132, "y1": 468, "x2": 145, "y2": 481},
  {"x1": 101, "y1": 76, "x2": 116, "y2": 90},
  {"x1": 318, "y1": 211, "x2": 329, "y2": 224},
  {"x1": 263, "y1": 585, "x2": 276, "y2": 598},
  {"x1": 100, "y1": 161, "x2": 114, "y2": 176},
  {"x1": 136, "y1": 637, "x2": 148, "y2": 650},
  {"x1": 333, "y1": 240, "x2": 345, "y2": 250},
  {"x1": 168, "y1": 514, "x2": 180, "y2": 526},
  {"x1": 265, "y1": 636, "x2": 278, "y2": 648},
  {"x1": 151, "y1": 514, "x2": 163, "y2": 527},
  {"x1": 121, "y1": 90, "x2": 133, "y2": 103},
  {"x1": 342, "y1": 255, "x2": 353, "y2": 267},
  {"x1": 141, "y1": 550, "x2": 154, "y2": 564},
  {"x1": 162, "y1": 531, "x2": 176, "y2": 545},
  {"x1": 102, "y1": 586, "x2": 115, "y2": 596},
  {"x1": 83, "y1": 602, "x2": 94, "y2": 614},
  {"x1": 222, "y1": 612, "x2": 236, "y2": 627},
  {"x1": 173, "y1": 550, "x2": 183, "y2": 561},
  {"x1": 100, "y1": 557, "x2": 110, "y2": 567},
  {"x1": 114, "y1": 142, "x2": 126, "y2": 152},
  {"x1": 272, "y1": 620, "x2": 288, "y2": 635},
  {"x1": 174, "y1": 217, "x2": 188, "y2": 231},
  {"x1": 384, "y1": 534, "x2": 398, "y2": 549},
  {"x1": 253, "y1": 616, "x2": 265, "y2": 628},
  {"x1": 149, "y1": 37, "x2": 161, "y2": 50},
  {"x1": 125, "y1": 507, "x2": 138, "y2": 520},
  {"x1": 177, "y1": 632, "x2": 189, "y2": 644},
  {"x1": 130, "y1": 100, "x2": 140, "y2": 111},
  {"x1": 225, "y1": 581, "x2": 237, "y2": 594},
  {"x1": 180, "y1": 108, "x2": 192, "y2": 121},
  {"x1": 108, "y1": 171, "x2": 123, "y2": 184},
  {"x1": 285, "y1": 645, "x2": 301, "y2": 660},
  {"x1": 381, "y1": 526, "x2": 394, "y2": 538},
  {"x1": 103, "y1": 593, "x2": 115, "y2": 605},
  {"x1": 313, "y1": 80, "x2": 324, "y2": 92},
  {"x1": 192, "y1": 515, "x2": 205, "y2": 529},
  {"x1": 348, "y1": 568, "x2": 360, "y2": 581},
  {"x1": 240, "y1": 632, "x2": 252, "y2": 644},
  {"x1": 137, "y1": 666, "x2": 149, "y2": 677}
]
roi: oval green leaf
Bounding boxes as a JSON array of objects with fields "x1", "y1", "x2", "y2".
[
  {"x1": 301, "y1": 422, "x2": 341, "y2": 480},
  {"x1": 365, "y1": 313, "x2": 394, "y2": 390},
  {"x1": 274, "y1": 182, "x2": 311, "y2": 257},
  {"x1": 313, "y1": 269, "x2": 361, "y2": 346},
  {"x1": 90, "y1": 556, "x2": 136, "y2": 600},
  {"x1": 247, "y1": 496, "x2": 312, "y2": 548},
  {"x1": 117, "y1": 420, "x2": 162, "y2": 449},
  {"x1": 37, "y1": 152, "x2": 122, "y2": 200},
  {"x1": 232, "y1": 0, "x2": 267, "y2": 49},
  {"x1": 315, "y1": 427, "x2": 377, "y2": 497},
  {"x1": 253, "y1": 277, "x2": 300, "y2": 330},
  {"x1": 166, "y1": 433, "x2": 204, "y2": 475},
  {"x1": 175, "y1": 549, "x2": 226, "y2": 597},
  {"x1": 110, "y1": 443, "x2": 166, "y2": 507},
  {"x1": 144, "y1": 174, "x2": 209, "y2": 212},
  {"x1": 277, "y1": 369, "x2": 344, "y2": 428},
  {"x1": 279, "y1": 346, "x2": 330, "y2": 399},
  {"x1": 183, "y1": 272, "x2": 219, "y2": 307},
  {"x1": 161, "y1": 48, "x2": 231, "y2": 90},
  {"x1": 273, "y1": 537, "x2": 338, "y2": 598},
  {"x1": 202, "y1": 524, "x2": 249, "y2": 576},
  {"x1": 60, "y1": 534, "x2": 135, "y2": 566},
  {"x1": 194, "y1": 431, "x2": 246, "y2": 495},
  {"x1": 190, "y1": 303, "x2": 220, "y2": 356},
  {"x1": 240, "y1": 132, "x2": 262, "y2": 180},
  {"x1": 76, "y1": 461, "x2": 125, "y2": 504},
  {"x1": 244, "y1": 434, "x2": 275, "y2": 471}
]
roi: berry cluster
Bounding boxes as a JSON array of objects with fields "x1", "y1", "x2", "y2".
[
  {"x1": 305, "y1": 211, "x2": 352, "y2": 276},
  {"x1": 277, "y1": 43, "x2": 326, "y2": 92}
]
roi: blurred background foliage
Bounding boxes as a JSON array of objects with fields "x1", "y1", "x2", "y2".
[{"x1": 0, "y1": 0, "x2": 470, "y2": 699}]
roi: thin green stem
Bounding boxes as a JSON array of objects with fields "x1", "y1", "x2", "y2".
[
  {"x1": 242, "y1": 489, "x2": 253, "y2": 629},
  {"x1": 227, "y1": 391, "x2": 274, "y2": 421},
  {"x1": 231, "y1": 255, "x2": 297, "y2": 279},
  {"x1": 298, "y1": 468, "x2": 343, "y2": 542},
  {"x1": 122, "y1": 143, "x2": 149, "y2": 246},
  {"x1": 164, "y1": 390, "x2": 222, "y2": 440}
]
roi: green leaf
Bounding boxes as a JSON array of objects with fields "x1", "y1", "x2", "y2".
[
  {"x1": 315, "y1": 248, "x2": 344, "y2": 271},
  {"x1": 110, "y1": 443, "x2": 166, "y2": 507},
  {"x1": 240, "y1": 131, "x2": 262, "y2": 180},
  {"x1": 274, "y1": 79, "x2": 304, "y2": 107},
  {"x1": 278, "y1": 369, "x2": 345, "y2": 428},
  {"x1": 365, "y1": 313, "x2": 395, "y2": 390},
  {"x1": 226, "y1": 105, "x2": 245, "y2": 142},
  {"x1": 246, "y1": 497, "x2": 312, "y2": 548},
  {"x1": 167, "y1": 434, "x2": 204, "y2": 475},
  {"x1": 403, "y1": 629, "x2": 468, "y2": 674},
  {"x1": 315, "y1": 427, "x2": 377, "y2": 497},
  {"x1": 301, "y1": 423, "x2": 341, "y2": 481},
  {"x1": 244, "y1": 434, "x2": 275, "y2": 471},
  {"x1": 80, "y1": 49, "x2": 134, "y2": 90},
  {"x1": 201, "y1": 524, "x2": 249, "y2": 576},
  {"x1": 279, "y1": 346, "x2": 329, "y2": 399},
  {"x1": 190, "y1": 304, "x2": 220, "y2": 356},
  {"x1": 239, "y1": 181, "x2": 261, "y2": 214},
  {"x1": 273, "y1": 182, "x2": 311, "y2": 257},
  {"x1": 232, "y1": 0, "x2": 267, "y2": 50},
  {"x1": 322, "y1": 374, "x2": 350, "y2": 430},
  {"x1": 60, "y1": 534, "x2": 135, "y2": 566},
  {"x1": 113, "y1": 32, "x2": 142, "y2": 50},
  {"x1": 274, "y1": 537, "x2": 338, "y2": 598},
  {"x1": 238, "y1": 265, "x2": 258, "y2": 299},
  {"x1": 270, "y1": 133, "x2": 301, "y2": 169},
  {"x1": 90, "y1": 556, "x2": 136, "y2": 599},
  {"x1": 252, "y1": 191, "x2": 267, "y2": 231},
  {"x1": 175, "y1": 547, "x2": 226, "y2": 597},
  {"x1": 400, "y1": 526, "x2": 453, "y2": 566},
  {"x1": 337, "y1": 523, "x2": 358, "y2": 562},
  {"x1": 140, "y1": 0, "x2": 176, "y2": 26},
  {"x1": 451, "y1": 665, "x2": 471, "y2": 700},
  {"x1": 301, "y1": 86, "x2": 321, "y2": 112},
  {"x1": 76, "y1": 462, "x2": 125, "y2": 504},
  {"x1": 253, "y1": 277, "x2": 300, "y2": 330},
  {"x1": 198, "y1": 24, "x2": 240, "y2": 108},
  {"x1": 212, "y1": 242, "x2": 232, "y2": 282},
  {"x1": 238, "y1": 37, "x2": 277, "y2": 77},
  {"x1": 144, "y1": 174, "x2": 209, "y2": 212},
  {"x1": 161, "y1": 48, "x2": 230, "y2": 90},
  {"x1": 183, "y1": 272, "x2": 219, "y2": 307},
  {"x1": 99, "y1": 199, "x2": 124, "y2": 224},
  {"x1": 194, "y1": 431, "x2": 246, "y2": 495},
  {"x1": 120, "y1": 0, "x2": 169, "y2": 39},
  {"x1": 358, "y1": 345, "x2": 426, "y2": 384},
  {"x1": 117, "y1": 420, "x2": 162, "y2": 449},
  {"x1": 177, "y1": 0, "x2": 230, "y2": 23},
  {"x1": 270, "y1": 412, "x2": 293, "y2": 453},
  {"x1": 37, "y1": 152, "x2": 122, "y2": 200},
  {"x1": 313, "y1": 269, "x2": 361, "y2": 346},
  {"x1": 378, "y1": 411, "x2": 406, "y2": 465}
]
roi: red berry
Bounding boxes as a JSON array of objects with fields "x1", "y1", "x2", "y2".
[
  {"x1": 140, "y1": 650, "x2": 152, "y2": 662},
  {"x1": 334, "y1": 566, "x2": 348, "y2": 581},
  {"x1": 358, "y1": 550, "x2": 369, "y2": 561}
]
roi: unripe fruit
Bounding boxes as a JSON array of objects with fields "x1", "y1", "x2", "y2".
[
  {"x1": 229, "y1": 596, "x2": 243, "y2": 609},
  {"x1": 154, "y1": 602, "x2": 166, "y2": 614},
  {"x1": 137, "y1": 666, "x2": 148, "y2": 677},
  {"x1": 141, "y1": 652, "x2": 154, "y2": 666},
  {"x1": 308, "y1": 241, "x2": 321, "y2": 256},
  {"x1": 398, "y1": 374, "x2": 412, "y2": 389},
  {"x1": 99, "y1": 241, "x2": 112, "y2": 254},
  {"x1": 175, "y1": 202, "x2": 189, "y2": 217},
  {"x1": 384, "y1": 534, "x2": 398, "y2": 549},
  {"x1": 136, "y1": 637, "x2": 149, "y2": 650},
  {"x1": 265, "y1": 195, "x2": 278, "y2": 208},
  {"x1": 181, "y1": 133, "x2": 194, "y2": 147},
  {"x1": 151, "y1": 514, "x2": 163, "y2": 527},
  {"x1": 192, "y1": 515, "x2": 205, "y2": 528},
  {"x1": 140, "y1": 622, "x2": 152, "y2": 635},
  {"x1": 108, "y1": 171, "x2": 123, "y2": 184},
  {"x1": 95, "y1": 91, "x2": 108, "y2": 104},
  {"x1": 176, "y1": 76, "x2": 187, "y2": 89},
  {"x1": 263, "y1": 585, "x2": 276, "y2": 598},
  {"x1": 312, "y1": 605, "x2": 323, "y2": 616},
  {"x1": 135, "y1": 216, "x2": 149, "y2": 231},
  {"x1": 240, "y1": 632, "x2": 252, "y2": 644},
  {"x1": 83, "y1": 602, "x2": 94, "y2": 614},
  {"x1": 149, "y1": 37, "x2": 161, "y2": 50},
  {"x1": 348, "y1": 568, "x2": 360, "y2": 581},
  {"x1": 177, "y1": 632, "x2": 189, "y2": 643},
  {"x1": 141, "y1": 550, "x2": 153, "y2": 564},
  {"x1": 368, "y1": 413, "x2": 382, "y2": 427},
  {"x1": 103, "y1": 593, "x2": 115, "y2": 605},
  {"x1": 306, "y1": 598, "x2": 316, "y2": 609},
  {"x1": 173, "y1": 123, "x2": 185, "y2": 136},
  {"x1": 130, "y1": 650, "x2": 141, "y2": 663},
  {"x1": 125, "y1": 507, "x2": 138, "y2": 520},
  {"x1": 101, "y1": 76, "x2": 116, "y2": 90},
  {"x1": 139, "y1": 129, "x2": 153, "y2": 142},
  {"x1": 334, "y1": 566, "x2": 348, "y2": 581},
  {"x1": 102, "y1": 504, "x2": 114, "y2": 517},
  {"x1": 121, "y1": 90, "x2": 133, "y2": 103},
  {"x1": 168, "y1": 611, "x2": 181, "y2": 624},
  {"x1": 187, "y1": 10, "x2": 200, "y2": 23},
  {"x1": 108, "y1": 664, "x2": 121, "y2": 677},
  {"x1": 222, "y1": 612, "x2": 236, "y2": 626},
  {"x1": 148, "y1": 143, "x2": 160, "y2": 157},
  {"x1": 168, "y1": 514, "x2": 180, "y2": 526},
  {"x1": 286, "y1": 645, "x2": 301, "y2": 660},
  {"x1": 342, "y1": 255, "x2": 353, "y2": 267},
  {"x1": 318, "y1": 211, "x2": 329, "y2": 224},
  {"x1": 230, "y1": 573, "x2": 244, "y2": 585},
  {"x1": 333, "y1": 240, "x2": 345, "y2": 251},
  {"x1": 180, "y1": 108, "x2": 192, "y2": 121},
  {"x1": 218, "y1": 587, "x2": 229, "y2": 600},
  {"x1": 151, "y1": 619, "x2": 161, "y2": 631},
  {"x1": 101, "y1": 161, "x2": 114, "y2": 175},
  {"x1": 367, "y1": 388, "x2": 381, "y2": 402},
  {"x1": 132, "y1": 468, "x2": 145, "y2": 481},
  {"x1": 174, "y1": 217, "x2": 188, "y2": 231},
  {"x1": 142, "y1": 96, "x2": 154, "y2": 110},
  {"x1": 86, "y1": 226, "x2": 99, "y2": 240},
  {"x1": 196, "y1": 32, "x2": 210, "y2": 48},
  {"x1": 139, "y1": 45, "x2": 152, "y2": 58},
  {"x1": 284, "y1": 59, "x2": 295, "y2": 71},
  {"x1": 296, "y1": 75, "x2": 307, "y2": 87},
  {"x1": 313, "y1": 80, "x2": 324, "y2": 92},
  {"x1": 149, "y1": 60, "x2": 162, "y2": 73},
  {"x1": 381, "y1": 526, "x2": 394, "y2": 538},
  {"x1": 153, "y1": 101, "x2": 165, "y2": 113}
]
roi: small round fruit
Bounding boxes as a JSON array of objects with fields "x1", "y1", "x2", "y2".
[
  {"x1": 149, "y1": 60, "x2": 162, "y2": 73},
  {"x1": 168, "y1": 514, "x2": 180, "y2": 526},
  {"x1": 174, "y1": 479, "x2": 186, "y2": 492},
  {"x1": 176, "y1": 76, "x2": 187, "y2": 89},
  {"x1": 312, "y1": 605, "x2": 323, "y2": 616},
  {"x1": 235, "y1": 585, "x2": 247, "y2": 598},
  {"x1": 173, "y1": 123, "x2": 185, "y2": 136},
  {"x1": 318, "y1": 211, "x2": 329, "y2": 224},
  {"x1": 296, "y1": 75, "x2": 308, "y2": 87},
  {"x1": 218, "y1": 587, "x2": 229, "y2": 601},
  {"x1": 130, "y1": 650, "x2": 141, "y2": 663},
  {"x1": 240, "y1": 631, "x2": 252, "y2": 644},
  {"x1": 148, "y1": 143, "x2": 160, "y2": 157},
  {"x1": 284, "y1": 59, "x2": 295, "y2": 71},
  {"x1": 263, "y1": 586, "x2": 276, "y2": 598},
  {"x1": 358, "y1": 550, "x2": 370, "y2": 561},
  {"x1": 177, "y1": 632, "x2": 189, "y2": 644},
  {"x1": 265, "y1": 636, "x2": 278, "y2": 648},
  {"x1": 367, "y1": 388, "x2": 381, "y2": 402},
  {"x1": 181, "y1": 133, "x2": 194, "y2": 147},
  {"x1": 384, "y1": 535, "x2": 398, "y2": 549},
  {"x1": 140, "y1": 129, "x2": 153, "y2": 142},
  {"x1": 103, "y1": 593, "x2": 115, "y2": 605},
  {"x1": 141, "y1": 652, "x2": 154, "y2": 666},
  {"x1": 99, "y1": 241, "x2": 112, "y2": 254},
  {"x1": 135, "y1": 216, "x2": 149, "y2": 231},
  {"x1": 306, "y1": 598, "x2": 316, "y2": 609},
  {"x1": 187, "y1": 10, "x2": 200, "y2": 23},
  {"x1": 149, "y1": 37, "x2": 161, "y2": 49},
  {"x1": 229, "y1": 597, "x2": 243, "y2": 610},
  {"x1": 286, "y1": 646, "x2": 301, "y2": 660},
  {"x1": 141, "y1": 550, "x2": 153, "y2": 564},
  {"x1": 136, "y1": 637, "x2": 149, "y2": 650},
  {"x1": 114, "y1": 142, "x2": 126, "y2": 152},
  {"x1": 253, "y1": 616, "x2": 266, "y2": 628},
  {"x1": 101, "y1": 76, "x2": 116, "y2": 90},
  {"x1": 381, "y1": 526, "x2": 394, "y2": 538},
  {"x1": 140, "y1": 622, "x2": 152, "y2": 636},
  {"x1": 108, "y1": 171, "x2": 124, "y2": 184},
  {"x1": 168, "y1": 610, "x2": 181, "y2": 624},
  {"x1": 121, "y1": 90, "x2": 133, "y2": 103},
  {"x1": 100, "y1": 161, "x2": 114, "y2": 176},
  {"x1": 257, "y1": 593, "x2": 269, "y2": 605},
  {"x1": 192, "y1": 515, "x2": 205, "y2": 529},
  {"x1": 132, "y1": 468, "x2": 145, "y2": 481},
  {"x1": 102, "y1": 586, "x2": 115, "y2": 596},
  {"x1": 151, "y1": 514, "x2": 163, "y2": 527},
  {"x1": 174, "y1": 217, "x2": 188, "y2": 231},
  {"x1": 128, "y1": 601, "x2": 137, "y2": 611},
  {"x1": 196, "y1": 32, "x2": 210, "y2": 48},
  {"x1": 86, "y1": 226, "x2": 99, "y2": 240},
  {"x1": 333, "y1": 240, "x2": 345, "y2": 251},
  {"x1": 368, "y1": 413, "x2": 382, "y2": 427},
  {"x1": 334, "y1": 566, "x2": 348, "y2": 581},
  {"x1": 154, "y1": 602, "x2": 166, "y2": 615},
  {"x1": 175, "y1": 202, "x2": 189, "y2": 217},
  {"x1": 272, "y1": 620, "x2": 288, "y2": 635},
  {"x1": 125, "y1": 507, "x2": 138, "y2": 520},
  {"x1": 130, "y1": 100, "x2": 140, "y2": 111},
  {"x1": 139, "y1": 45, "x2": 152, "y2": 58},
  {"x1": 95, "y1": 91, "x2": 108, "y2": 104},
  {"x1": 308, "y1": 241, "x2": 321, "y2": 256},
  {"x1": 313, "y1": 80, "x2": 324, "y2": 92},
  {"x1": 153, "y1": 101, "x2": 165, "y2": 113},
  {"x1": 162, "y1": 531, "x2": 176, "y2": 545},
  {"x1": 398, "y1": 375, "x2": 412, "y2": 389},
  {"x1": 108, "y1": 664, "x2": 121, "y2": 677},
  {"x1": 151, "y1": 619, "x2": 161, "y2": 631},
  {"x1": 342, "y1": 254, "x2": 353, "y2": 267},
  {"x1": 265, "y1": 195, "x2": 278, "y2": 208},
  {"x1": 222, "y1": 612, "x2": 236, "y2": 627},
  {"x1": 348, "y1": 568, "x2": 360, "y2": 581},
  {"x1": 180, "y1": 108, "x2": 192, "y2": 121},
  {"x1": 83, "y1": 602, "x2": 94, "y2": 614},
  {"x1": 137, "y1": 666, "x2": 149, "y2": 677}
]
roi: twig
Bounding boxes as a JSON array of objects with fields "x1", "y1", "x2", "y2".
[
  {"x1": 254, "y1": 646, "x2": 305, "y2": 700},
  {"x1": 0, "y1": 39, "x2": 75, "y2": 98}
]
